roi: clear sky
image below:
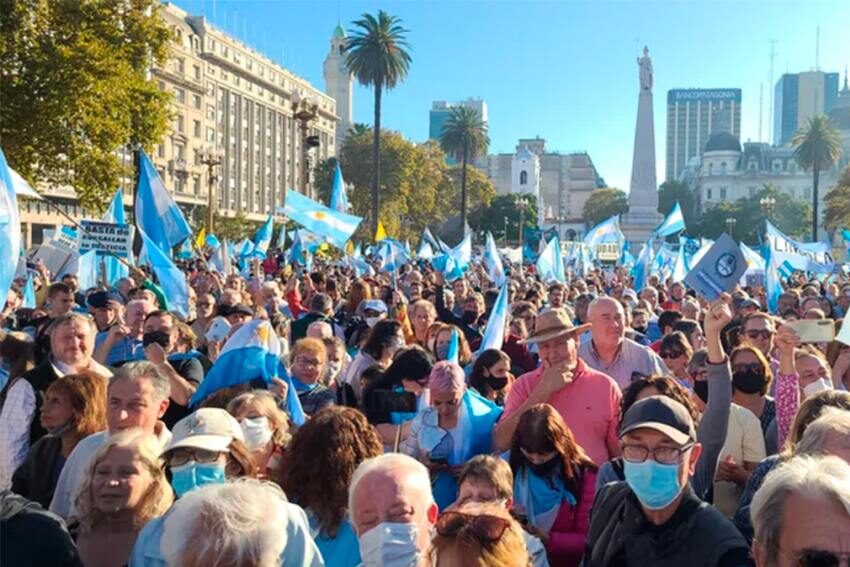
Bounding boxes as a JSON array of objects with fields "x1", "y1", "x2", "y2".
[{"x1": 176, "y1": 0, "x2": 849, "y2": 191}]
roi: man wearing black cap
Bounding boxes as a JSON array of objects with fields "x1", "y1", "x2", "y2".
[
  {"x1": 583, "y1": 396, "x2": 750, "y2": 566},
  {"x1": 87, "y1": 291, "x2": 124, "y2": 333}
]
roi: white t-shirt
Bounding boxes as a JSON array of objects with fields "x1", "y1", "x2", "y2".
[{"x1": 714, "y1": 403, "x2": 767, "y2": 517}]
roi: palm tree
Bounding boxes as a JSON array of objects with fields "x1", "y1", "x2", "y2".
[
  {"x1": 439, "y1": 106, "x2": 490, "y2": 233},
  {"x1": 345, "y1": 11, "x2": 411, "y2": 237},
  {"x1": 792, "y1": 114, "x2": 842, "y2": 240},
  {"x1": 348, "y1": 123, "x2": 371, "y2": 137}
]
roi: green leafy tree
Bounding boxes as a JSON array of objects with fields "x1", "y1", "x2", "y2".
[
  {"x1": 345, "y1": 11, "x2": 412, "y2": 238},
  {"x1": 657, "y1": 180, "x2": 698, "y2": 234},
  {"x1": 824, "y1": 164, "x2": 850, "y2": 232},
  {"x1": 0, "y1": 0, "x2": 173, "y2": 213},
  {"x1": 699, "y1": 185, "x2": 811, "y2": 244},
  {"x1": 698, "y1": 201, "x2": 741, "y2": 241},
  {"x1": 582, "y1": 188, "x2": 628, "y2": 226},
  {"x1": 439, "y1": 106, "x2": 489, "y2": 232},
  {"x1": 214, "y1": 211, "x2": 265, "y2": 242},
  {"x1": 469, "y1": 194, "x2": 539, "y2": 245},
  {"x1": 792, "y1": 114, "x2": 843, "y2": 240}
]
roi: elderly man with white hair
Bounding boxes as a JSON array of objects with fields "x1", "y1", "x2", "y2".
[
  {"x1": 161, "y1": 479, "x2": 323, "y2": 567},
  {"x1": 578, "y1": 297, "x2": 667, "y2": 389},
  {"x1": 751, "y1": 455, "x2": 850, "y2": 567},
  {"x1": 348, "y1": 453, "x2": 438, "y2": 566}
]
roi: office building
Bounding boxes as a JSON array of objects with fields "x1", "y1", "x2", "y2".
[
  {"x1": 429, "y1": 98, "x2": 488, "y2": 140},
  {"x1": 774, "y1": 71, "x2": 840, "y2": 146}
]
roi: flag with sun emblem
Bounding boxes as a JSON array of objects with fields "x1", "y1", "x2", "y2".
[{"x1": 279, "y1": 190, "x2": 361, "y2": 249}]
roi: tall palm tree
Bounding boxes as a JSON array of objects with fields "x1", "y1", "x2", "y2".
[
  {"x1": 792, "y1": 114, "x2": 842, "y2": 240},
  {"x1": 345, "y1": 11, "x2": 411, "y2": 237},
  {"x1": 439, "y1": 106, "x2": 490, "y2": 234}
]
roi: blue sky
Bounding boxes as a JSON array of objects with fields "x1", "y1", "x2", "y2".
[{"x1": 177, "y1": 0, "x2": 849, "y2": 191}]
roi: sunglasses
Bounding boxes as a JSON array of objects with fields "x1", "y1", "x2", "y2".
[
  {"x1": 660, "y1": 349, "x2": 685, "y2": 359},
  {"x1": 745, "y1": 329, "x2": 774, "y2": 340},
  {"x1": 789, "y1": 549, "x2": 850, "y2": 567},
  {"x1": 435, "y1": 511, "x2": 510, "y2": 544}
]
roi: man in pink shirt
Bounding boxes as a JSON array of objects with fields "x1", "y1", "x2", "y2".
[{"x1": 493, "y1": 308, "x2": 622, "y2": 465}]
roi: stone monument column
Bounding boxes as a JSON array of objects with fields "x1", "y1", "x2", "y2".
[{"x1": 622, "y1": 46, "x2": 663, "y2": 249}]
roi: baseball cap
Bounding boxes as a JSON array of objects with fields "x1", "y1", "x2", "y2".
[
  {"x1": 361, "y1": 299, "x2": 388, "y2": 314},
  {"x1": 619, "y1": 396, "x2": 696, "y2": 445},
  {"x1": 87, "y1": 291, "x2": 125, "y2": 309},
  {"x1": 221, "y1": 304, "x2": 253, "y2": 318},
  {"x1": 164, "y1": 408, "x2": 245, "y2": 454}
]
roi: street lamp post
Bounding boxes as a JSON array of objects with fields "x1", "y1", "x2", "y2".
[
  {"x1": 503, "y1": 216, "x2": 508, "y2": 246},
  {"x1": 200, "y1": 146, "x2": 223, "y2": 234},
  {"x1": 760, "y1": 195, "x2": 776, "y2": 223},
  {"x1": 291, "y1": 92, "x2": 320, "y2": 199},
  {"x1": 517, "y1": 195, "x2": 530, "y2": 256},
  {"x1": 726, "y1": 217, "x2": 737, "y2": 237}
]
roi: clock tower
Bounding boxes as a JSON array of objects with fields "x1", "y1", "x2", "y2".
[{"x1": 323, "y1": 23, "x2": 353, "y2": 155}]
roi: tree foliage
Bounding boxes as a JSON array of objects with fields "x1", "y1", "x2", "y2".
[
  {"x1": 658, "y1": 180, "x2": 698, "y2": 235},
  {"x1": 0, "y1": 0, "x2": 173, "y2": 213},
  {"x1": 214, "y1": 211, "x2": 265, "y2": 242},
  {"x1": 314, "y1": 128, "x2": 496, "y2": 243},
  {"x1": 582, "y1": 188, "x2": 628, "y2": 226},
  {"x1": 469, "y1": 194, "x2": 539, "y2": 245},
  {"x1": 824, "y1": 164, "x2": 850, "y2": 232},
  {"x1": 699, "y1": 184, "x2": 811, "y2": 243},
  {"x1": 439, "y1": 106, "x2": 489, "y2": 231},
  {"x1": 792, "y1": 114, "x2": 843, "y2": 239}
]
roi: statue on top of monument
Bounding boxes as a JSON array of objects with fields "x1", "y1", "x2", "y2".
[{"x1": 637, "y1": 45, "x2": 653, "y2": 91}]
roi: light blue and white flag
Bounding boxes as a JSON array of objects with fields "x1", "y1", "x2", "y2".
[
  {"x1": 209, "y1": 238, "x2": 231, "y2": 274},
  {"x1": 176, "y1": 238, "x2": 194, "y2": 260},
  {"x1": 77, "y1": 249, "x2": 99, "y2": 291},
  {"x1": 134, "y1": 151, "x2": 191, "y2": 255},
  {"x1": 22, "y1": 273, "x2": 36, "y2": 309},
  {"x1": 275, "y1": 225, "x2": 287, "y2": 250},
  {"x1": 139, "y1": 230, "x2": 189, "y2": 318},
  {"x1": 691, "y1": 238, "x2": 714, "y2": 267},
  {"x1": 450, "y1": 233, "x2": 472, "y2": 270},
  {"x1": 446, "y1": 328, "x2": 460, "y2": 365},
  {"x1": 631, "y1": 239, "x2": 653, "y2": 291},
  {"x1": 9, "y1": 168, "x2": 42, "y2": 200},
  {"x1": 841, "y1": 228, "x2": 850, "y2": 257},
  {"x1": 279, "y1": 189, "x2": 361, "y2": 249},
  {"x1": 765, "y1": 220, "x2": 832, "y2": 264},
  {"x1": 422, "y1": 227, "x2": 440, "y2": 252},
  {"x1": 377, "y1": 238, "x2": 409, "y2": 273},
  {"x1": 584, "y1": 216, "x2": 624, "y2": 249},
  {"x1": 483, "y1": 232, "x2": 506, "y2": 287},
  {"x1": 329, "y1": 162, "x2": 349, "y2": 213},
  {"x1": 250, "y1": 215, "x2": 274, "y2": 258},
  {"x1": 671, "y1": 244, "x2": 688, "y2": 283},
  {"x1": 417, "y1": 240, "x2": 434, "y2": 260},
  {"x1": 101, "y1": 188, "x2": 131, "y2": 286},
  {"x1": 536, "y1": 235, "x2": 565, "y2": 283},
  {"x1": 0, "y1": 147, "x2": 22, "y2": 306},
  {"x1": 478, "y1": 284, "x2": 508, "y2": 353},
  {"x1": 765, "y1": 243, "x2": 783, "y2": 313},
  {"x1": 654, "y1": 201, "x2": 686, "y2": 237},
  {"x1": 205, "y1": 233, "x2": 221, "y2": 250}
]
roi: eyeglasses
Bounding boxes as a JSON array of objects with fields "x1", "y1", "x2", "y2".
[
  {"x1": 660, "y1": 349, "x2": 685, "y2": 359},
  {"x1": 295, "y1": 357, "x2": 322, "y2": 368},
  {"x1": 166, "y1": 448, "x2": 223, "y2": 467},
  {"x1": 197, "y1": 302, "x2": 213, "y2": 308},
  {"x1": 732, "y1": 362, "x2": 764, "y2": 374},
  {"x1": 435, "y1": 511, "x2": 511, "y2": 544},
  {"x1": 784, "y1": 548, "x2": 850, "y2": 567},
  {"x1": 622, "y1": 442, "x2": 694, "y2": 465},
  {"x1": 745, "y1": 329, "x2": 774, "y2": 340}
]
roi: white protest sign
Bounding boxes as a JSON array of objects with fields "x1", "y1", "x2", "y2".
[{"x1": 78, "y1": 220, "x2": 134, "y2": 259}]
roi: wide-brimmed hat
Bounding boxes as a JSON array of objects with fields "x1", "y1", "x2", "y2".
[{"x1": 519, "y1": 308, "x2": 590, "y2": 345}]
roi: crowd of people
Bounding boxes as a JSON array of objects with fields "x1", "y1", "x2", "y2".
[{"x1": 1, "y1": 251, "x2": 849, "y2": 566}]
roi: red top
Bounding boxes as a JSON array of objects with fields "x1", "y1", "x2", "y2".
[{"x1": 545, "y1": 468, "x2": 598, "y2": 567}]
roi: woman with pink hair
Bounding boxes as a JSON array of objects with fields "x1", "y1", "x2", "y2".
[{"x1": 401, "y1": 361, "x2": 503, "y2": 509}]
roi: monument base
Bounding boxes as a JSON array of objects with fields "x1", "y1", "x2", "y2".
[{"x1": 622, "y1": 210, "x2": 663, "y2": 251}]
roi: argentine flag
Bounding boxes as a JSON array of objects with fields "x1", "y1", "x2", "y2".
[
  {"x1": 536, "y1": 235, "x2": 565, "y2": 283},
  {"x1": 0, "y1": 146, "x2": 22, "y2": 307},
  {"x1": 479, "y1": 283, "x2": 508, "y2": 354},
  {"x1": 329, "y1": 162, "x2": 349, "y2": 213},
  {"x1": 654, "y1": 201, "x2": 686, "y2": 237},
  {"x1": 134, "y1": 150, "x2": 191, "y2": 255},
  {"x1": 188, "y1": 319, "x2": 306, "y2": 425},
  {"x1": 102, "y1": 188, "x2": 130, "y2": 285},
  {"x1": 631, "y1": 239, "x2": 653, "y2": 291},
  {"x1": 139, "y1": 230, "x2": 190, "y2": 318},
  {"x1": 279, "y1": 189, "x2": 361, "y2": 250},
  {"x1": 483, "y1": 232, "x2": 506, "y2": 287},
  {"x1": 209, "y1": 238, "x2": 231, "y2": 274},
  {"x1": 583, "y1": 216, "x2": 624, "y2": 249},
  {"x1": 250, "y1": 215, "x2": 274, "y2": 258}
]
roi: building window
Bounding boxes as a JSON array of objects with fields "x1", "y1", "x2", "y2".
[
  {"x1": 193, "y1": 65, "x2": 201, "y2": 81},
  {"x1": 720, "y1": 187, "x2": 727, "y2": 200},
  {"x1": 708, "y1": 163, "x2": 714, "y2": 175},
  {"x1": 773, "y1": 160, "x2": 782, "y2": 171},
  {"x1": 520, "y1": 171, "x2": 528, "y2": 185},
  {"x1": 206, "y1": 127, "x2": 216, "y2": 142},
  {"x1": 789, "y1": 162, "x2": 797, "y2": 173},
  {"x1": 720, "y1": 162, "x2": 727, "y2": 175},
  {"x1": 174, "y1": 88, "x2": 185, "y2": 103},
  {"x1": 193, "y1": 120, "x2": 201, "y2": 138},
  {"x1": 706, "y1": 188, "x2": 712, "y2": 200},
  {"x1": 192, "y1": 94, "x2": 202, "y2": 109},
  {"x1": 748, "y1": 160, "x2": 757, "y2": 171},
  {"x1": 193, "y1": 175, "x2": 201, "y2": 195},
  {"x1": 175, "y1": 115, "x2": 184, "y2": 133},
  {"x1": 157, "y1": 144, "x2": 165, "y2": 158}
]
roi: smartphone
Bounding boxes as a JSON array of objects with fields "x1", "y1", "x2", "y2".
[
  {"x1": 786, "y1": 319, "x2": 835, "y2": 344},
  {"x1": 205, "y1": 316, "x2": 232, "y2": 343}
]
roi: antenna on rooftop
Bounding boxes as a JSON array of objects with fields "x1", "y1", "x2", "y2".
[
  {"x1": 768, "y1": 39, "x2": 777, "y2": 143},
  {"x1": 815, "y1": 26, "x2": 820, "y2": 71}
]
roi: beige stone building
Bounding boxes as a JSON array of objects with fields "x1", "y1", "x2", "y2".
[{"x1": 18, "y1": 2, "x2": 338, "y2": 247}]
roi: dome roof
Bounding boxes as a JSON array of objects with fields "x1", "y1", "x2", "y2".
[{"x1": 704, "y1": 131, "x2": 741, "y2": 153}]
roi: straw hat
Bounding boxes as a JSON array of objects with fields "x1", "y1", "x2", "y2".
[{"x1": 519, "y1": 308, "x2": 590, "y2": 344}]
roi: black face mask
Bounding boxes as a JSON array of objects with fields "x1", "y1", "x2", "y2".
[
  {"x1": 486, "y1": 375, "x2": 508, "y2": 391},
  {"x1": 732, "y1": 370, "x2": 765, "y2": 394},
  {"x1": 528, "y1": 456, "x2": 560, "y2": 477},
  {"x1": 693, "y1": 380, "x2": 709, "y2": 404},
  {"x1": 143, "y1": 330, "x2": 171, "y2": 349},
  {"x1": 633, "y1": 325, "x2": 647, "y2": 335},
  {"x1": 461, "y1": 311, "x2": 478, "y2": 325}
]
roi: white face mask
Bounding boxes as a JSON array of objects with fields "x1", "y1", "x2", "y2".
[
  {"x1": 366, "y1": 316, "x2": 382, "y2": 328},
  {"x1": 239, "y1": 416, "x2": 273, "y2": 451},
  {"x1": 358, "y1": 522, "x2": 421, "y2": 567},
  {"x1": 325, "y1": 361, "x2": 343, "y2": 382},
  {"x1": 802, "y1": 377, "x2": 832, "y2": 398}
]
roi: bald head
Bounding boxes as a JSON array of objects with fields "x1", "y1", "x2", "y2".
[{"x1": 588, "y1": 297, "x2": 626, "y2": 347}]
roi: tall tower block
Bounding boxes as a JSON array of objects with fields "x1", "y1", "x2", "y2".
[{"x1": 323, "y1": 23, "x2": 353, "y2": 154}]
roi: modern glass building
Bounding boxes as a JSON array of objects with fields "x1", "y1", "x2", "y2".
[{"x1": 774, "y1": 71, "x2": 840, "y2": 146}]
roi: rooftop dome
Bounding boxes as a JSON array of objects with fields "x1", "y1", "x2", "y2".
[{"x1": 704, "y1": 131, "x2": 742, "y2": 153}]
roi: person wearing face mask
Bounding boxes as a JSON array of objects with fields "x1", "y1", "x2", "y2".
[
  {"x1": 469, "y1": 349, "x2": 514, "y2": 406},
  {"x1": 508, "y1": 404, "x2": 597, "y2": 567},
  {"x1": 728, "y1": 344, "x2": 777, "y2": 453},
  {"x1": 289, "y1": 338, "x2": 337, "y2": 417},
  {"x1": 226, "y1": 390, "x2": 291, "y2": 479},
  {"x1": 128, "y1": 407, "x2": 258, "y2": 566},
  {"x1": 321, "y1": 336, "x2": 355, "y2": 406},
  {"x1": 349, "y1": 453, "x2": 438, "y2": 567},
  {"x1": 583, "y1": 396, "x2": 750, "y2": 566},
  {"x1": 433, "y1": 272, "x2": 484, "y2": 346},
  {"x1": 401, "y1": 361, "x2": 502, "y2": 510},
  {"x1": 11, "y1": 371, "x2": 107, "y2": 508},
  {"x1": 429, "y1": 323, "x2": 473, "y2": 367}
]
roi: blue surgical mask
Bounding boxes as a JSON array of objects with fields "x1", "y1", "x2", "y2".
[
  {"x1": 170, "y1": 461, "x2": 227, "y2": 497},
  {"x1": 623, "y1": 459, "x2": 683, "y2": 510},
  {"x1": 358, "y1": 522, "x2": 421, "y2": 567}
]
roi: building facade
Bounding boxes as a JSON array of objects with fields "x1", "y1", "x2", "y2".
[
  {"x1": 18, "y1": 2, "x2": 339, "y2": 248},
  {"x1": 323, "y1": 23, "x2": 353, "y2": 154},
  {"x1": 428, "y1": 98, "x2": 488, "y2": 140},
  {"x1": 665, "y1": 89, "x2": 742, "y2": 181},
  {"x1": 774, "y1": 71, "x2": 840, "y2": 146},
  {"x1": 473, "y1": 137, "x2": 606, "y2": 240}
]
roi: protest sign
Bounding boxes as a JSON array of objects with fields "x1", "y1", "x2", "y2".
[
  {"x1": 78, "y1": 220, "x2": 134, "y2": 258},
  {"x1": 683, "y1": 233, "x2": 747, "y2": 300},
  {"x1": 31, "y1": 226, "x2": 79, "y2": 275}
]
